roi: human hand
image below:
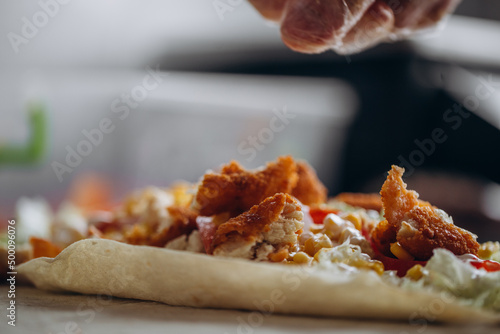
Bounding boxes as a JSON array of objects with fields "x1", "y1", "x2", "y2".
[{"x1": 249, "y1": 0, "x2": 461, "y2": 54}]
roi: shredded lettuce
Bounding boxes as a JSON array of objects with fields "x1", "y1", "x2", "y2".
[
  {"x1": 407, "y1": 249, "x2": 500, "y2": 312},
  {"x1": 316, "y1": 240, "x2": 383, "y2": 276},
  {"x1": 484, "y1": 243, "x2": 500, "y2": 262},
  {"x1": 492, "y1": 251, "x2": 500, "y2": 263}
]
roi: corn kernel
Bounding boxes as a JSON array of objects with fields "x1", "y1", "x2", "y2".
[
  {"x1": 317, "y1": 234, "x2": 333, "y2": 249},
  {"x1": 323, "y1": 214, "x2": 346, "y2": 239},
  {"x1": 478, "y1": 241, "x2": 500, "y2": 260},
  {"x1": 390, "y1": 242, "x2": 414, "y2": 261},
  {"x1": 304, "y1": 238, "x2": 316, "y2": 257},
  {"x1": 339, "y1": 227, "x2": 359, "y2": 243},
  {"x1": 406, "y1": 264, "x2": 424, "y2": 280},
  {"x1": 313, "y1": 249, "x2": 324, "y2": 262},
  {"x1": 353, "y1": 259, "x2": 384, "y2": 276},
  {"x1": 303, "y1": 234, "x2": 333, "y2": 257},
  {"x1": 342, "y1": 213, "x2": 362, "y2": 231},
  {"x1": 309, "y1": 224, "x2": 324, "y2": 234},
  {"x1": 268, "y1": 248, "x2": 289, "y2": 262},
  {"x1": 370, "y1": 260, "x2": 385, "y2": 276},
  {"x1": 293, "y1": 251, "x2": 311, "y2": 264}
]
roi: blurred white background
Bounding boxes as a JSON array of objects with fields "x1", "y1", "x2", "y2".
[
  {"x1": 0, "y1": 0, "x2": 356, "y2": 216},
  {"x1": 1, "y1": 1, "x2": 499, "y2": 239},
  {"x1": 0, "y1": 0, "x2": 280, "y2": 138}
]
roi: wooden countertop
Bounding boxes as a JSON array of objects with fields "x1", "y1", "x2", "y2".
[{"x1": 1, "y1": 286, "x2": 498, "y2": 334}]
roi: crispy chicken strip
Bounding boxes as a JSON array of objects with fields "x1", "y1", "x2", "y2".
[
  {"x1": 149, "y1": 206, "x2": 198, "y2": 247},
  {"x1": 194, "y1": 156, "x2": 327, "y2": 217},
  {"x1": 380, "y1": 165, "x2": 423, "y2": 226},
  {"x1": 93, "y1": 185, "x2": 198, "y2": 247},
  {"x1": 124, "y1": 206, "x2": 197, "y2": 247},
  {"x1": 370, "y1": 219, "x2": 396, "y2": 255},
  {"x1": 212, "y1": 193, "x2": 304, "y2": 262},
  {"x1": 371, "y1": 165, "x2": 479, "y2": 260},
  {"x1": 193, "y1": 156, "x2": 298, "y2": 216},
  {"x1": 291, "y1": 161, "x2": 328, "y2": 206},
  {"x1": 397, "y1": 205, "x2": 480, "y2": 260}
]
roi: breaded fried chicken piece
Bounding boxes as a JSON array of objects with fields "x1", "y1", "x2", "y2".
[
  {"x1": 380, "y1": 166, "x2": 425, "y2": 226},
  {"x1": 124, "y1": 206, "x2": 197, "y2": 247},
  {"x1": 292, "y1": 161, "x2": 328, "y2": 206},
  {"x1": 370, "y1": 219, "x2": 397, "y2": 255},
  {"x1": 371, "y1": 165, "x2": 479, "y2": 260},
  {"x1": 91, "y1": 187, "x2": 199, "y2": 249},
  {"x1": 193, "y1": 156, "x2": 329, "y2": 217},
  {"x1": 397, "y1": 205, "x2": 479, "y2": 260},
  {"x1": 193, "y1": 156, "x2": 299, "y2": 216},
  {"x1": 372, "y1": 165, "x2": 428, "y2": 255},
  {"x1": 334, "y1": 193, "x2": 383, "y2": 212},
  {"x1": 149, "y1": 206, "x2": 198, "y2": 247},
  {"x1": 212, "y1": 193, "x2": 304, "y2": 262}
]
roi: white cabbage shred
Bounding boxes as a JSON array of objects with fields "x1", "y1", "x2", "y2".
[{"x1": 404, "y1": 249, "x2": 500, "y2": 312}]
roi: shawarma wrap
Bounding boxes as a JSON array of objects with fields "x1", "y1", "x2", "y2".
[{"x1": 10, "y1": 156, "x2": 500, "y2": 325}]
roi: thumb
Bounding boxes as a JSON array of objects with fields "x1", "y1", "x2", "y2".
[{"x1": 248, "y1": 0, "x2": 288, "y2": 21}]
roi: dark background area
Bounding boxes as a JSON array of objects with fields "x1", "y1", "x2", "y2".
[{"x1": 161, "y1": 49, "x2": 500, "y2": 241}]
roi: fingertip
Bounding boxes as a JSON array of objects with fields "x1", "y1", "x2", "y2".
[
  {"x1": 248, "y1": 0, "x2": 287, "y2": 22},
  {"x1": 339, "y1": 0, "x2": 395, "y2": 54},
  {"x1": 279, "y1": 0, "x2": 342, "y2": 53}
]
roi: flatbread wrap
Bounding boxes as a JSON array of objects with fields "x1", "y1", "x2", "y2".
[{"x1": 8, "y1": 156, "x2": 500, "y2": 325}]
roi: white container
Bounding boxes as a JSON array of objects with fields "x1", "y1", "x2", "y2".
[{"x1": 0, "y1": 70, "x2": 358, "y2": 215}]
